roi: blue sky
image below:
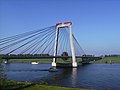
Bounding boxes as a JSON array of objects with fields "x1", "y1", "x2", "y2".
[{"x1": 0, "y1": 0, "x2": 120, "y2": 55}]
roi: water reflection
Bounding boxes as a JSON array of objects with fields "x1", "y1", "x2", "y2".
[
  {"x1": 42, "y1": 67, "x2": 78, "y2": 87},
  {"x1": 71, "y1": 68, "x2": 77, "y2": 87}
]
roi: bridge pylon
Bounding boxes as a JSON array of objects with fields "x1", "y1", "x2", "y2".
[{"x1": 52, "y1": 22, "x2": 77, "y2": 67}]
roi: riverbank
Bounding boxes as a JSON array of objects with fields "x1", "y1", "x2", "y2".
[
  {"x1": 94, "y1": 57, "x2": 120, "y2": 63},
  {"x1": 0, "y1": 58, "x2": 82, "y2": 63},
  {"x1": 1, "y1": 57, "x2": 120, "y2": 63},
  {"x1": 1, "y1": 80, "x2": 93, "y2": 90}
]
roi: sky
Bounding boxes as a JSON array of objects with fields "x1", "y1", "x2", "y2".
[{"x1": 0, "y1": 0, "x2": 120, "y2": 56}]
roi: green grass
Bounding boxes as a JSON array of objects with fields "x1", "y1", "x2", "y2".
[
  {"x1": 1, "y1": 80, "x2": 32, "y2": 90},
  {"x1": 1, "y1": 58, "x2": 82, "y2": 63},
  {"x1": 22, "y1": 84, "x2": 93, "y2": 90},
  {"x1": 8, "y1": 59, "x2": 52, "y2": 63},
  {"x1": 1, "y1": 80, "x2": 93, "y2": 90},
  {"x1": 1, "y1": 57, "x2": 120, "y2": 63},
  {"x1": 95, "y1": 57, "x2": 120, "y2": 63}
]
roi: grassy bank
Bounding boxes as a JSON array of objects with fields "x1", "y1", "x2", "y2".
[
  {"x1": 1, "y1": 80, "x2": 93, "y2": 90},
  {"x1": 95, "y1": 57, "x2": 120, "y2": 63},
  {"x1": 22, "y1": 84, "x2": 93, "y2": 90},
  {"x1": 0, "y1": 58, "x2": 82, "y2": 63},
  {"x1": 0, "y1": 57, "x2": 120, "y2": 63}
]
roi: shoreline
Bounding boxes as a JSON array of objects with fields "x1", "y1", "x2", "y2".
[
  {"x1": 1, "y1": 62, "x2": 120, "y2": 64},
  {"x1": 1, "y1": 80, "x2": 94, "y2": 90},
  {"x1": 1, "y1": 57, "x2": 120, "y2": 63}
]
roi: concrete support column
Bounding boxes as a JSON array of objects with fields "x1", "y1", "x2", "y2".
[
  {"x1": 69, "y1": 25, "x2": 77, "y2": 67},
  {"x1": 52, "y1": 27, "x2": 59, "y2": 67},
  {"x1": 52, "y1": 22, "x2": 77, "y2": 68}
]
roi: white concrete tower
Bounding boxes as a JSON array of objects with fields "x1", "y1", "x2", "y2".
[{"x1": 52, "y1": 22, "x2": 77, "y2": 67}]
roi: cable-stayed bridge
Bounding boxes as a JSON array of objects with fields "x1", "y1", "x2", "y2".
[{"x1": 0, "y1": 22, "x2": 102, "y2": 67}]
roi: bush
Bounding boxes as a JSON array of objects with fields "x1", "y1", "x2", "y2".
[{"x1": 61, "y1": 52, "x2": 69, "y2": 61}]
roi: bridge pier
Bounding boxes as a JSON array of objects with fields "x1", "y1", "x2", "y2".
[
  {"x1": 69, "y1": 24, "x2": 77, "y2": 67},
  {"x1": 52, "y1": 22, "x2": 59, "y2": 67},
  {"x1": 72, "y1": 62, "x2": 77, "y2": 67},
  {"x1": 52, "y1": 58, "x2": 56, "y2": 67},
  {"x1": 52, "y1": 22, "x2": 77, "y2": 68}
]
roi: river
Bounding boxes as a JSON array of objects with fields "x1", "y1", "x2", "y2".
[{"x1": 3, "y1": 63, "x2": 120, "y2": 90}]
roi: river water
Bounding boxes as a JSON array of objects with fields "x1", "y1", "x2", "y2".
[{"x1": 3, "y1": 63, "x2": 120, "y2": 90}]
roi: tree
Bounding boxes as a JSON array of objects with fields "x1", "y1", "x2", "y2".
[
  {"x1": 61, "y1": 52, "x2": 69, "y2": 61},
  {"x1": 0, "y1": 58, "x2": 6, "y2": 89}
]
